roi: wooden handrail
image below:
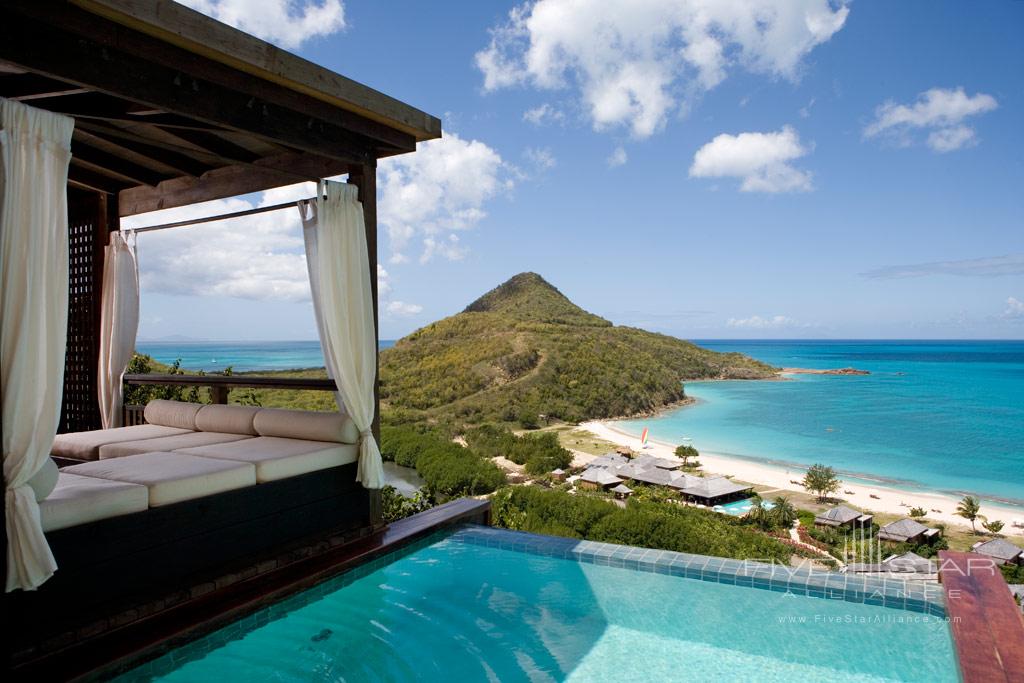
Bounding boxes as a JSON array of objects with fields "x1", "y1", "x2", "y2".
[{"x1": 123, "y1": 373, "x2": 335, "y2": 391}]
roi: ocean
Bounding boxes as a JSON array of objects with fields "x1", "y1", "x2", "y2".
[
  {"x1": 137, "y1": 339, "x2": 1024, "y2": 504},
  {"x1": 618, "y1": 341, "x2": 1024, "y2": 505}
]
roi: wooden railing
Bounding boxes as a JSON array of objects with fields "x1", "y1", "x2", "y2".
[{"x1": 122, "y1": 373, "x2": 336, "y2": 424}]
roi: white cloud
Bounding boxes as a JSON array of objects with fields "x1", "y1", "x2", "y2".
[
  {"x1": 689, "y1": 126, "x2": 812, "y2": 193},
  {"x1": 727, "y1": 315, "x2": 800, "y2": 329},
  {"x1": 607, "y1": 146, "x2": 628, "y2": 168},
  {"x1": 178, "y1": 0, "x2": 345, "y2": 49},
  {"x1": 524, "y1": 146, "x2": 557, "y2": 171},
  {"x1": 1003, "y1": 297, "x2": 1024, "y2": 320},
  {"x1": 476, "y1": 0, "x2": 848, "y2": 139},
  {"x1": 861, "y1": 254, "x2": 1024, "y2": 279},
  {"x1": 378, "y1": 133, "x2": 508, "y2": 264},
  {"x1": 799, "y1": 97, "x2": 816, "y2": 118},
  {"x1": 420, "y1": 234, "x2": 468, "y2": 264},
  {"x1": 864, "y1": 87, "x2": 997, "y2": 152},
  {"x1": 125, "y1": 185, "x2": 315, "y2": 302},
  {"x1": 386, "y1": 301, "x2": 424, "y2": 317},
  {"x1": 523, "y1": 103, "x2": 565, "y2": 125},
  {"x1": 927, "y1": 125, "x2": 977, "y2": 153}
]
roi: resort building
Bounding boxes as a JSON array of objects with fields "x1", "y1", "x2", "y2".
[
  {"x1": 611, "y1": 484, "x2": 633, "y2": 500},
  {"x1": 577, "y1": 467, "x2": 622, "y2": 491},
  {"x1": 550, "y1": 468, "x2": 567, "y2": 483},
  {"x1": 877, "y1": 518, "x2": 941, "y2": 544},
  {"x1": 631, "y1": 454, "x2": 682, "y2": 470},
  {"x1": 815, "y1": 505, "x2": 874, "y2": 530},
  {"x1": 588, "y1": 453, "x2": 631, "y2": 469},
  {"x1": 971, "y1": 539, "x2": 1024, "y2": 566},
  {"x1": 677, "y1": 476, "x2": 754, "y2": 507}
]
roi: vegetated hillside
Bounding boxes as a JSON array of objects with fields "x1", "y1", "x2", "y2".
[{"x1": 380, "y1": 272, "x2": 776, "y2": 424}]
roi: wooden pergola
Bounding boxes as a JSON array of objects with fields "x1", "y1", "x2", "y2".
[
  {"x1": 0, "y1": 0, "x2": 440, "y2": 433},
  {"x1": 1, "y1": 0, "x2": 439, "y2": 674}
]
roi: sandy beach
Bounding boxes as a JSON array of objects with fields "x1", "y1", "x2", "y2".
[{"x1": 580, "y1": 420, "x2": 1024, "y2": 538}]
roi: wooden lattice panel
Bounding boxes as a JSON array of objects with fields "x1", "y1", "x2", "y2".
[{"x1": 59, "y1": 199, "x2": 103, "y2": 433}]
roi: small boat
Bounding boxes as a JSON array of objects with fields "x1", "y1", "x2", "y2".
[
  {"x1": 869, "y1": 494, "x2": 880, "y2": 499},
  {"x1": 844, "y1": 490, "x2": 854, "y2": 495}
]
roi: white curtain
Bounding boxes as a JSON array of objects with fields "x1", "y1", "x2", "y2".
[
  {"x1": 298, "y1": 180, "x2": 383, "y2": 489},
  {"x1": 0, "y1": 98, "x2": 73, "y2": 591},
  {"x1": 98, "y1": 231, "x2": 139, "y2": 429}
]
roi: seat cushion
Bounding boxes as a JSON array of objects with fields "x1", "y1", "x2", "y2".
[
  {"x1": 144, "y1": 400, "x2": 204, "y2": 430},
  {"x1": 64, "y1": 452, "x2": 256, "y2": 507},
  {"x1": 195, "y1": 404, "x2": 261, "y2": 435},
  {"x1": 40, "y1": 472, "x2": 149, "y2": 532},
  {"x1": 253, "y1": 408, "x2": 359, "y2": 444},
  {"x1": 52, "y1": 424, "x2": 193, "y2": 461},
  {"x1": 99, "y1": 432, "x2": 254, "y2": 460},
  {"x1": 178, "y1": 436, "x2": 357, "y2": 483}
]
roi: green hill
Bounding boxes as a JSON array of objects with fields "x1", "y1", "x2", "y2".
[{"x1": 380, "y1": 273, "x2": 776, "y2": 424}]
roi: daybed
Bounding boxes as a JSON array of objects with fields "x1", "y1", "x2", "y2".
[{"x1": 8, "y1": 401, "x2": 372, "y2": 654}]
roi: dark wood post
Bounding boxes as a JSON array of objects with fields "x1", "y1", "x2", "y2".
[{"x1": 347, "y1": 161, "x2": 382, "y2": 525}]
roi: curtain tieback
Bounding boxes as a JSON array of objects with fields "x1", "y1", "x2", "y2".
[{"x1": 359, "y1": 429, "x2": 373, "y2": 442}]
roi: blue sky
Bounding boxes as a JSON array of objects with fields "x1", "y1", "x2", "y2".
[{"x1": 132, "y1": 0, "x2": 1023, "y2": 341}]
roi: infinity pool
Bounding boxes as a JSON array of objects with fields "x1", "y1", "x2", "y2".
[{"x1": 120, "y1": 526, "x2": 957, "y2": 682}]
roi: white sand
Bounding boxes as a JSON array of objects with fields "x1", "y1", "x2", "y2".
[{"x1": 581, "y1": 420, "x2": 1024, "y2": 538}]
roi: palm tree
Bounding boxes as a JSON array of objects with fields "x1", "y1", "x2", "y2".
[
  {"x1": 982, "y1": 519, "x2": 1004, "y2": 535},
  {"x1": 747, "y1": 496, "x2": 771, "y2": 530},
  {"x1": 956, "y1": 495, "x2": 983, "y2": 534},
  {"x1": 772, "y1": 496, "x2": 797, "y2": 529}
]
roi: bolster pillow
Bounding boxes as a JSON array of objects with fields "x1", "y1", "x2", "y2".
[
  {"x1": 195, "y1": 404, "x2": 261, "y2": 435},
  {"x1": 253, "y1": 408, "x2": 359, "y2": 444},
  {"x1": 143, "y1": 400, "x2": 203, "y2": 431}
]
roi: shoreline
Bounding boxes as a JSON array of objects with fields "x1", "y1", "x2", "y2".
[{"x1": 581, "y1": 419, "x2": 1024, "y2": 538}]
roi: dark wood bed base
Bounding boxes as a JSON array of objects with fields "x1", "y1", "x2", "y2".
[{"x1": 5, "y1": 463, "x2": 370, "y2": 662}]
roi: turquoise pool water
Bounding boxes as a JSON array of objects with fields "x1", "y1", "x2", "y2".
[
  {"x1": 121, "y1": 527, "x2": 957, "y2": 682},
  {"x1": 716, "y1": 497, "x2": 775, "y2": 517}
]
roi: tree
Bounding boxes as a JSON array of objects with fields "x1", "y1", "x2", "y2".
[
  {"x1": 982, "y1": 519, "x2": 1004, "y2": 535},
  {"x1": 909, "y1": 507, "x2": 927, "y2": 519},
  {"x1": 771, "y1": 496, "x2": 797, "y2": 529},
  {"x1": 955, "y1": 495, "x2": 983, "y2": 534},
  {"x1": 674, "y1": 444, "x2": 698, "y2": 466},
  {"x1": 802, "y1": 464, "x2": 841, "y2": 503},
  {"x1": 746, "y1": 496, "x2": 772, "y2": 530}
]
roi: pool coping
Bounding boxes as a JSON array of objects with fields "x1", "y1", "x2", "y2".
[{"x1": 449, "y1": 525, "x2": 947, "y2": 617}]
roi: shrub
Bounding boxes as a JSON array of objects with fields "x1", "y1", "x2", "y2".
[
  {"x1": 463, "y1": 425, "x2": 571, "y2": 475},
  {"x1": 380, "y1": 485, "x2": 434, "y2": 523},
  {"x1": 491, "y1": 486, "x2": 790, "y2": 563},
  {"x1": 381, "y1": 425, "x2": 506, "y2": 499}
]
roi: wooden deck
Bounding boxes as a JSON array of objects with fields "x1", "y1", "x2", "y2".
[
  {"x1": 10, "y1": 498, "x2": 490, "y2": 682},
  {"x1": 939, "y1": 550, "x2": 1024, "y2": 683}
]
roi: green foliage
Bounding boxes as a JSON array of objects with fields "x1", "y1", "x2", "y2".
[
  {"x1": 1001, "y1": 563, "x2": 1024, "y2": 584},
  {"x1": 491, "y1": 486, "x2": 791, "y2": 563},
  {"x1": 771, "y1": 496, "x2": 798, "y2": 529},
  {"x1": 124, "y1": 353, "x2": 203, "y2": 405},
  {"x1": 380, "y1": 273, "x2": 776, "y2": 424},
  {"x1": 796, "y1": 509, "x2": 817, "y2": 529},
  {"x1": 802, "y1": 464, "x2": 841, "y2": 503},
  {"x1": 380, "y1": 425, "x2": 505, "y2": 500},
  {"x1": 380, "y1": 485, "x2": 434, "y2": 523},
  {"x1": 673, "y1": 444, "x2": 699, "y2": 465},
  {"x1": 982, "y1": 519, "x2": 1004, "y2": 534},
  {"x1": 956, "y1": 495, "x2": 983, "y2": 533},
  {"x1": 909, "y1": 506, "x2": 927, "y2": 519},
  {"x1": 463, "y1": 425, "x2": 572, "y2": 475}
]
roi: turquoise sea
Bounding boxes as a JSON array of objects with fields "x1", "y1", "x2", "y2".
[
  {"x1": 619, "y1": 341, "x2": 1024, "y2": 505},
  {"x1": 138, "y1": 339, "x2": 1024, "y2": 504}
]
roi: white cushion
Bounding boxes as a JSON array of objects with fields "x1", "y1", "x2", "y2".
[
  {"x1": 40, "y1": 472, "x2": 149, "y2": 532},
  {"x1": 29, "y1": 458, "x2": 59, "y2": 501},
  {"x1": 195, "y1": 404, "x2": 261, "y2": 435},
  {"x1": 178, "y1": 436, "x2": 357, "y2": 483},
  {"x1": 99, "y1": 432, "x2": 254, "y2": 460},
  {"x1": 64, "y1": 452, "x2": 256, "y2": 507},
  {"x1": 52, "y1": 424, "x2": 193, "y2": 461},
  {"x1": 253, "y1": 408, "x2": 359, "y2": 444},
  {"x1": 144, "y1": 400, "x2": 204, "y2": 430}
]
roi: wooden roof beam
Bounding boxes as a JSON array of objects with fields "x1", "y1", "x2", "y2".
[
  {"x1": 67, "y1": 165, "x2": 131, "y2": 194},
  {"x1": 74, "y1": 123, "x2": 216, "y2": 177},
  {"x1": 0, "y1": 4, "x2": 379, "y2": 164},
  {"x1": 70, "y1": 138, "x2": 170, "y2": 187}
]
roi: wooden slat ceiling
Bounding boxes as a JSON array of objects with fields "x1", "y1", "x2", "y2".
[{"x1": 0, "y1": 0, "x2": 441, "y2": 216}]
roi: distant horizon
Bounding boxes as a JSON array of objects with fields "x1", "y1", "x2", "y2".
[{"x1": 137, "y1": 336, "x2": 1024, "y2": 343}]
